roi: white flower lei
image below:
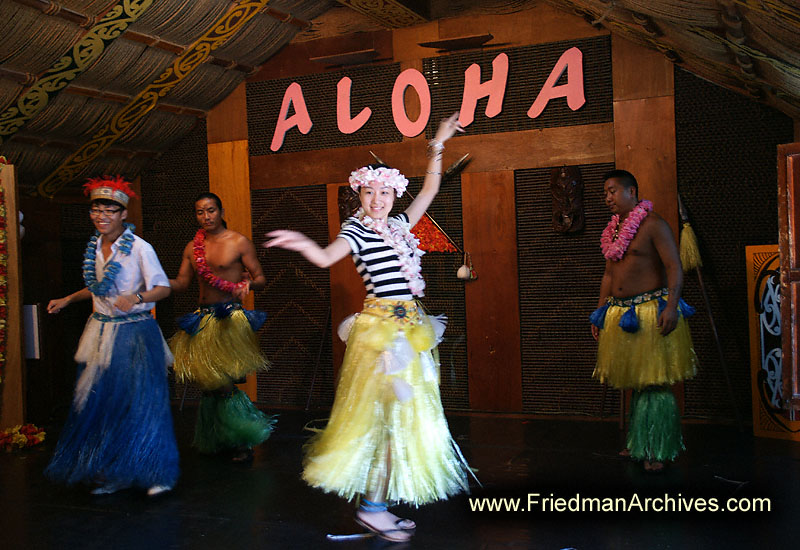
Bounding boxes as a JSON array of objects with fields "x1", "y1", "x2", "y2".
[{"x1": 356, "y1": 208, "x2": 425, "y2": 297}]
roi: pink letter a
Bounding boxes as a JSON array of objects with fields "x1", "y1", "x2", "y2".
[
  {"x1": 528, "y1": 47, "x2": 585, "y2": 119},
  {"x1": 270, "y1": 82, "x2": 313, "y2": 151}
]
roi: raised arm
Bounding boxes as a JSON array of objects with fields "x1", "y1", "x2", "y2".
[
  {"x1": 651, "y1": 217, "x2": 683, "y2": 335},
  {"x1": 264, "y1": 230, "x2": 352, "y2": 269},
  {"x1": 404, "y1": 113, "x2": 464, "y2": 227},
  {"x1": 169, "y1": 241, "x2": 195, "y2": 293}
]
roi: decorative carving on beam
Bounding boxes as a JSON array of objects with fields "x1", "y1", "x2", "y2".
[
  {"x1": 0, "y1": 0, "x2": 155, "y2": 145},
  {"x1": 336, "y1": 0, "x2": 427, "y2": 28},
  {"x1": 35, "y1": 0, "x2": 270, "y2": 198}
]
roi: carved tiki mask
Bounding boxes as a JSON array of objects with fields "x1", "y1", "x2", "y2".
[{"x1": 550, "y1": 165, "x2": 584, "y2": 233}]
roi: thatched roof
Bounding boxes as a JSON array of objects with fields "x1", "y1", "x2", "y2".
[{"x1": 1, "y1": 0, "x2": 797, "y2": 196}]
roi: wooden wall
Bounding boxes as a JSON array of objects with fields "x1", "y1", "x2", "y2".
[{"x1": 207, "y1": 4, "x2": 679, "y2": 412}]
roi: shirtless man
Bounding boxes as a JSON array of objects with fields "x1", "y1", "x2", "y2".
[
  {"x1": 591, "y1": 170, "x2": 697, "y2": 472},
  {"x1": 169, "y1": 193, "x2": 275, "y2": 462}
]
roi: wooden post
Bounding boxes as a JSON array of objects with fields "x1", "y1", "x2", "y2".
[{"x1": 1, "y1": 164, "x2": 25, "y2": 426}]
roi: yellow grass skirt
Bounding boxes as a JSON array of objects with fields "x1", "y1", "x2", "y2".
[
  {"x1": 169, "y1": 304, "x2": 269, "y2": 391},
  {"x1": 593, "y1": 294, "x2": 697, "y2": 390},
  {"x1": 302, "y1": 298, "x2": 471, "y2": 506}
]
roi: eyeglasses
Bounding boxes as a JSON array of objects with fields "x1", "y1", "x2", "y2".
[{"x1": 89, "y1": 208, "x2": 122, "y2": 218}]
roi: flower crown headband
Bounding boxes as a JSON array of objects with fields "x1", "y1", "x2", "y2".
[
  {"x1": 349, "y1": 166, "x2": 408, "y2": 197},
  {"x1": 83, "y1": 175, "x2": 137, "y2": 207}
]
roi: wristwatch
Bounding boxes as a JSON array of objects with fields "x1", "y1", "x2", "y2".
[{"x1": 135, "y1": 293, "x2": 144, "y2": 304}]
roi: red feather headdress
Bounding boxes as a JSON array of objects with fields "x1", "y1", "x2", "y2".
[{"x1": 83, "y1": 175, "x2": 137, "y2": 207}]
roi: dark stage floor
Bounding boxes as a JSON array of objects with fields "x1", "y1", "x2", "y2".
[{"x1": 2, "y1": 409, "x2": 800, "y2": 550}]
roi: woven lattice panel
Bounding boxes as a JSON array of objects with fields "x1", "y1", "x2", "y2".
[
  {"x1": 516, "y1": 163, "x2": 614, "y2": 415},
  {"x1": 140, "y1": 120, "x2": 209, "y2": 401},
  {"x1": 395, "y1": 176, "x2": 469, "y2": 410},
  {"x1": 246, "y1": 63, "x2": 403, "y2": 156},
  {"x1": 252, "y1": 185, "x2": 334, "y2": 408},
  {"x1": 424, "y1": 36, "x2": 612, "y2": 140},
  {"x1": 675, "y1": 67, "x2": 794, "y2": 421}
]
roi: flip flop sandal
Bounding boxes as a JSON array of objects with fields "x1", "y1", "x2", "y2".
[{"x1": 354, "y1": 517, "x2": 413, "y2": 543}]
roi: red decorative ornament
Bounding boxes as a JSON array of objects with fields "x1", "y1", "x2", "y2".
[
  {"x1": 412, "y1": 214, "x2": 457, "y2": 253},
  {"x1": 83, "y1": 175, "x2": 137, "y2": 206}
]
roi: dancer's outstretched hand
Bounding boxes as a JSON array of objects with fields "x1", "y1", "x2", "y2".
[
  {"x1": 433, "y1": 112, "x2": 464, "y2": 145},
  {"x1": 47, "y1": 297, "x2": 70, "y2": 314},
  {"x1": 263, "y1": 229, "x2": 314, "y2": 252}
]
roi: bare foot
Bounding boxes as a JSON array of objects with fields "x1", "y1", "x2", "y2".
[
  {"x1": 232, "y1": 448, "x2": 254, "y2": 463},
  {"x1": 387, "y1": 510, "x2": 415, "y2": 530},
  {"x1": 355, "y1": 510, "x2": 413, "y2": 542},
  {"x1": 618, "y1": 448, "x2": 631, "y2": 457},
  {"x1": 644, "y1": 460, "x2": 664, "y2": 473}
]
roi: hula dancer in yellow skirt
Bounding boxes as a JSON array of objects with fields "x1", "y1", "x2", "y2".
[
  {"x1": 169, "y1": 193, "x2": 275, "y2": 462},
  {"x1": 266, "y1": 114, "x2": 472, "y2": 543},
  {"x1": 591, "y1": 170, "x2": 698, "y2": 472}
]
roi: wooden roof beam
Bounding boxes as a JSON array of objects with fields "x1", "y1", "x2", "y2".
[
  {"x1": 11, "y1": 133, "x2": 161, "y2": 158},
  {"x1": 124, "y1": 31, "x2": 256, "y2": 73},
  {"x1": 11, "y1": 0, "x2": 100, "y2": 28},
  {"x1": 66, "y1": 84, "x2": 207, "y2": 117}
]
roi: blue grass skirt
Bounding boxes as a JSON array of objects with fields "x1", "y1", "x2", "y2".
[{"x1": 45, "y1": 313, "x2": 179, "y2": 490}]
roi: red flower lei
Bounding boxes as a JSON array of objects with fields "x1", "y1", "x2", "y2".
[
  {"x1": 600, "y1": 200, "x2": 653, "y2": 261},
  {"x1": 193, "y1": 229, "x2": 247, "y2": 294}
]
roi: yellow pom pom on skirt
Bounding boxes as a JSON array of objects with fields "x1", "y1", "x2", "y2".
[
  {"x1": 302, "y1": 298, "x2": 472, "y2": 507},
  {"x1": 592, "y1": 290, "x2": 697, "y2": 390},
  {"x1": 169, "y1": 302, "x2": 269, "y2": 391}
]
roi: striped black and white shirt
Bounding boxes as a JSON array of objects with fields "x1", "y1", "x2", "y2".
[{"x1": 338, "y1": 213, "x2": 416, "y2": 300}]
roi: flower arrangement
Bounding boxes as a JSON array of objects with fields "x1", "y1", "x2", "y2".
[
  {"x1": 349, "y1": 166, "x2": 409, "y2": 197},
  {"x1": 0, "y1": 424, "x2": 46, "y2": 451}
]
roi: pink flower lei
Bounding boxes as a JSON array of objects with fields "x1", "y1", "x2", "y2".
[
  {"x1": 600, "y1": 200, "x2": 653, "y2": 261},
  {"x1": 356, "y1": 209, "x2": 426, "y2": 297},
  {"x1": 193, "y1": 229, "x2": 247, "y2": 294},
  {"x1": 349, "y1": 166, "x2": 408, "y2": 197}
]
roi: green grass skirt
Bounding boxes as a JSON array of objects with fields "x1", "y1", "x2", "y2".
[
  {"x1": 194, "y1": 388, "x2": 276, "y2": 453},
  {"x1": 626, "y1": 387, "x2": 685, "y2": 462}
]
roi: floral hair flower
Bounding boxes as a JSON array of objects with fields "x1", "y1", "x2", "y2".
[{"x1": 349, "y1": 166, "x2": 409, "y2": 197}]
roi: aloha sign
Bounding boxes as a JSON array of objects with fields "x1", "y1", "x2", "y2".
[{"x1": 269, "y1": 47, "x2": 586, "y2": 151}]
